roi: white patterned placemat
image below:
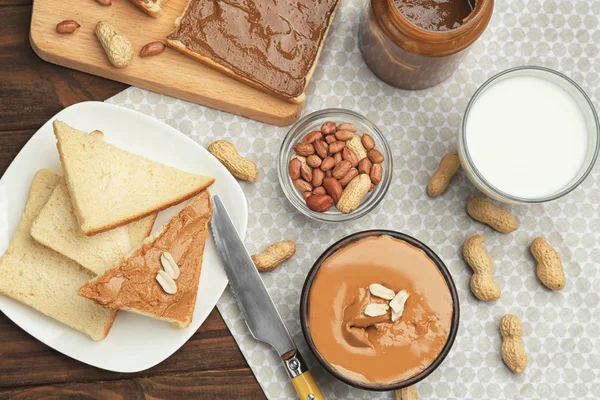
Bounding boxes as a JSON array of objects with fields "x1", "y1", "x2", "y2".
[{"x1": 106, "y1": 0, "x2": 600, "y2": 398}]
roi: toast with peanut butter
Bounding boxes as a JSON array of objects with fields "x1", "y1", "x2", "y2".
[
  {"x1": 127, "y1": 0, "x2": 168, "y2": 18},
  {"x1": 53, "y1": 120, "x2": 214, "y2": 235},
  {"x1": 166, "y1": 0, "x2": 341, "y2": 103},
  {"x1": 79, "y1": 191, "x2": 212, "y2": 328}
]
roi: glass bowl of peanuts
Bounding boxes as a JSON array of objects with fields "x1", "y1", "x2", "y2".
[{"x1": 278, "y1": 109, "x2": 393, "y2": 222}]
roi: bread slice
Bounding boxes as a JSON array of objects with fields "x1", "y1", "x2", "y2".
[
  {"x1": 0, "y1": 169, "x2": 116, "y2": 341},
  {"x1": 31, "y1": 131, "x2": 156, "y2": 276},
  {"x1": 53, "y1": 120, "x2": 214, "y2": 235},
  {"x1": 90, "y1": 131, "x2": 158, "y2": 246},
  {"x1": 127, "y1": 215, "x2": 157, "y2": 245},
  {"x1": 80, "y1": 191, "x2": 212, "y2": 328},
  {"x1": 127, "y1": 0, "x2": 168, "y2": 18},
  {"x1": 87, "y1": 131, "x2": 157, "y2": 247},
  {"x1": 166, "y1": 0, "x2": 341, "y2": 103},
  {"x1": 31, "y1": 180, "x2": 156, "y2": 276}
]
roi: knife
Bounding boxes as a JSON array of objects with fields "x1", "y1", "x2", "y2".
[{"x1": 210, "y1": 195, "x2": 324, "y2": 400}]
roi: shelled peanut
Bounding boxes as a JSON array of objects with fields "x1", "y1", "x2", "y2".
[
  {"x1": 288, "y1": 121, "x2": 384, "y2": 214},
  {"x1": 56, "y1": 20, "x2": 80, "y2": 34}
]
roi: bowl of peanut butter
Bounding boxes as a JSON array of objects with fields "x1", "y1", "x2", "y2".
[{"x1": 300, "y1": 230, "x2": 459, "y2": 391}]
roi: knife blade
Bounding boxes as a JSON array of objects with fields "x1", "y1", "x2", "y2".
[
  {"x1": 211, "y1": 195, "x2": 294, "y2": 356},
  {"x1": 210, "y1": 195, "x2": 324, "y2": 400}
]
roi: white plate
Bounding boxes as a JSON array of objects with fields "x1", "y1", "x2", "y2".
[{"x1": 0, "y1": 101, "x2": 247, "y2": 373}]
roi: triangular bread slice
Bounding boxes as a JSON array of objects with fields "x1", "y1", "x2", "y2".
[
  {"x1": 90, "y1": 130, "x2": 156, "y2": 253},
  {"x1": 127, "y1": 0, "x2": 168, "y2": 18},
  {"x1": 53, "y1": 120, "x2": 214, "y2": 235},
  {"x1": 86, "y1": 134, "x2": 157, "y2": 247},
  {"x1": 31, "y1": 131, "x2": 156, "y2": 276},
  {"x1": 80, "y1": 190, "x2": 212, "y2": 328},
  {"x1": 31, "y1": 180, "x2": 157, "y2": 276},
  {"x1": 127, "y1": 215, "x2": 157, "y2": 245},
  {"x1": 0, "y1": 169, "x2": 116, "y2": 341}
]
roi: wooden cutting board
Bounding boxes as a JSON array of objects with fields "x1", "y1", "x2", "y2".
[{"x1": 30, "y1": 0, "x2": 303, "y2": 126}]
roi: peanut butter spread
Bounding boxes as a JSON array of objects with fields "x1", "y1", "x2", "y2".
[
  {"x1": 79, "y1": 191, "x2": 212, "y2": 325},
  {"x1": 394, "y1": 0, "x2": 474, "y2": 31},
  {"x1": 167, "y1": 0, "x2": 340, "y2": 100},
  {"x1": 308, "y1": 235, "x2": 453, "y2": 384}
]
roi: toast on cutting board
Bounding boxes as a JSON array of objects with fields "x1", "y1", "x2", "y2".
[
  {"x1": 0, "y1": 169, "x2": 116, "y2": 341},
  {"x1": 53, "y1": 120, "x2": 214, "y2": 235},
  {"x1": 127, "y1": 0, "x2": 169, "y2": 18},
  {"x1": 80, "y1": 190, "x2": 212, "y2": 328},
  {"x1": 31, "y1": 131, "x2": 156, "y2": 276},
  {"x1": 166, "y1": 0, "x2": 341, "y2": 103}
]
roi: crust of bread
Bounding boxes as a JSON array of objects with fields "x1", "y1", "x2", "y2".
[
  {"x1": 0, "y1": 169, "x2": 116, "y2": 341},
  {"x1": 119, "y1": 306, "x2": 190, "y2": 328},
  {"x1": 31, "y1": 132, "x2": 158, "y2": 277},
  {"x1": 166, "y1": 0, "x2": 340, "y2": 103},
  {"x1": 172, "y1": 319, "x2": 190, "y2": 328},
  {"x1": 101, "y1": 313, "x2": 118, "y2": 341},
  {"x1": 127, "y1": 0, "x2": 167, "y2": 18},
  {"x1": 75, "y1": 185, "x2": 210, "y2": 236},
  {"x1": 166, "y1": 39, "x2": 304, "y2": 104},
  {"x1": 301, "y1": 1, "x2": 340, "y2": 100},
  {"x1": 53, "y1": 121, "x2": 215, "y2": 236}
]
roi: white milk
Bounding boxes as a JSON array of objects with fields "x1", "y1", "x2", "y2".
[{"x1": 465, "y1": 76, "x2": 589, "y2": 199}]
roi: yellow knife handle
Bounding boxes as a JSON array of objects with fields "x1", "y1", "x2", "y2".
[
  {"x1": 291, "y1": 371, "x2": 324, "y2": 400},
  {"x1": 284, "y1": 352, "x2": 325, "y2": 400}
]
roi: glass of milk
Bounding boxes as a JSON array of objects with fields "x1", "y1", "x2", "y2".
[{"x1": 458, "y1": 66, "x2": 600, "y2": 204}]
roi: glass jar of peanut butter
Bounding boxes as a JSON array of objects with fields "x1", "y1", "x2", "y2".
[{"x1": 359, "y1": 0, "x2": 494, "y2": 90}]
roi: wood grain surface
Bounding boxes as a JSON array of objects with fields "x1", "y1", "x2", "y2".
[
  {"x1": 29, "y1": 0, "x2": 304, "y2": 126},
  {"x1": 0, "y1": 2, "x2": 265, "y2": 398}
]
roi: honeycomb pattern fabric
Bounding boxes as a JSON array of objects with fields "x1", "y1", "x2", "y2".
[{"x1": 107, "y1": 0, "x2": 600, "y2": 398}]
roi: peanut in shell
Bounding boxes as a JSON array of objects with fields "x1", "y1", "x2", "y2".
[
  {"x1": 466, "y1": 197, "x2": 518, "y2": 233},
  {"x1": 337, "y1": 174, "x2": 371, "y2": 214}
]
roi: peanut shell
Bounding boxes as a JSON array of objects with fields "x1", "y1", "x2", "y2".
[
  {"x1": 95, "y1": 21, "x2": 132, "y2": 68},
  {"x1": 346, "y1": 135, "x2": 368, "y2": 159},
  {"x1": 251, "y1": 241, "x2": 296, "y2": 272},
  {"x1": 530, "y1": 237, "x2": 565, "y2": 290},
  {"x1": 208, "y1": 140, "x2": 258, "y2": 182},
  {"x1": 467, "y1": 197, "x2": 518, "y2": 233},
  {"x1": 427, "y1": 153, "x2": 460, "y2": 197},
  {"x1": 337, "y1": 174, "x2": 371, "y2": 214}
]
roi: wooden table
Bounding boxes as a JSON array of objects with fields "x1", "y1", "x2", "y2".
[{"x1": 0, "y1": 2, "x2": 265, "y2": 398}]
